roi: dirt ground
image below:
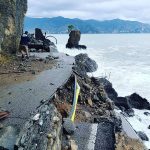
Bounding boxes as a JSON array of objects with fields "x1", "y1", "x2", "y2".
[
  {"x1": 115, "y1": 132, "x2": 147, "y2": 150},
  {"x1": 0, "y1": 54, "x2": 56, "y2": 87}
]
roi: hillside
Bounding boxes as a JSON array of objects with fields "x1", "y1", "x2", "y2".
[{"x1": 24, "y1": 16, "x2": 150, "y2": 33}]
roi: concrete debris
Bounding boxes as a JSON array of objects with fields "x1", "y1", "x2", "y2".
[
  {"x1": 63, "y1": 118, "x2": 76, "y2": 135},
  {"x1": 32, "y1": 113, "x2": 40, "y2": 121}
]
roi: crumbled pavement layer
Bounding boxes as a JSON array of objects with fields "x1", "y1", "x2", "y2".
[{"x1": 15, "y1": 102, "x2": 62, "y2": 150}]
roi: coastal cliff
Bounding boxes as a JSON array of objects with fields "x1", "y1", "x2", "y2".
[{"x1": 0, "y1": 0, "x2": 27, "y2": 53}]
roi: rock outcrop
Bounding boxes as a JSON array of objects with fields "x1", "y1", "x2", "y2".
[
  {"x1": 128, "y1": 93, "x2": 150, "y2": 110},
  {"x1": 0, "y1": 0, "x2": 27, "y2": 53},
  {"x1": 28, "y1": 28, "x2": 55, "y2": 52},
  {"x1": 66, "y1": 30, "x2": 87, "y2": 49},
  {"x1": 74, "y1": 53, "x2": 98, "y2": 76}
]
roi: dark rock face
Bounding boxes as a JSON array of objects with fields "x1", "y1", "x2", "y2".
[
  {"x1": 128, "y1": 93, "x2": 150, "y2": 110},
  {"x1": 28, "y1": 28, "x2": 55, "y2": 52},
  {"x1": 98, "y1": 78, "x2": 150, "y2": 112},
  {"x1": 35, "y1": 28, "x2": 45, "y2": 41},
  {"x1": 74, "y1": 53, "x2": 98, "y2": 75},
  {"x1": 137, "y1": 131, "x2": 149, "y2": 141},
  {"x1": 66, "y1": 30, "x2": 86, "y2": 49},
  {"x1": 0, "y1": 0, "x2": 27, "y2": 53},
  {"x1": 144, "y1": 112, "x2": 150, "y2": 116},
  {"x1": 66, "y1": 30, "x2": 80, "y2": 47},
  {"x1": 115, "y1": 97, "x2": 131, "y2": 110},
  {"x1": 99, "y1": 78, "x2": 118, "y2": 101}
]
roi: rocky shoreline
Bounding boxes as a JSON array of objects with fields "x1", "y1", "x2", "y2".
[{"x1": 0, "y1": 52, "x2": 149, "y2": 149}]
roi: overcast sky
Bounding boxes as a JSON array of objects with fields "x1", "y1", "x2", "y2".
[{"x1": 27, "y1": 0, "x2": 150, "y2": 23}]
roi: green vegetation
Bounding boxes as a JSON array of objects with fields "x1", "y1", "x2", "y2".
[{"x1": 67, "y1": 24, "x2": 75, "y2": 33}]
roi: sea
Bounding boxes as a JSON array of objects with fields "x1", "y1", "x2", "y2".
[{"x1": 51, "y1": 34, "x2": 150, "y2": 148}]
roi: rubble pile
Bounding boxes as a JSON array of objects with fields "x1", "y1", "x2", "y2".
[{"x1": 28, "y1": 28, "x2": 56, "y2": 52}]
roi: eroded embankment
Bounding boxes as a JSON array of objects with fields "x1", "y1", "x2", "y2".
[{"x1": 0, "y1": 53, "x2": 147, "y2": 150}]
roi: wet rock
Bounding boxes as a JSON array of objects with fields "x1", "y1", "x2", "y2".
[
  {"x1": 63, "y1": 118, "x2": 76, "y2": 135},
  {"x1": 128, "y1": 93, "x2": 150, "y2": 110},
  {"x1": 137, "y1": 131, "x2": 149, "y2": 141},
  {"x1": 75, "y1": 53, "x2": 98, "y2": 75},
  {"x1": 115, "y1": 97, "x2": 131, "y2": 111},
  {"x1": 99, "y1": 78, "x2": 118, "y2": 101},
  {"x1": 124, "y1": 109, "x2": 134, "y2": 117},
  {"x1": 144, "y1": 112, "x2": 150, "y2": 116}
]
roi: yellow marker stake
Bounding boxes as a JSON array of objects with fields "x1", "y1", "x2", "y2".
[{"x1": 70, "y1": 76, "x2": 80, "y2": 122}]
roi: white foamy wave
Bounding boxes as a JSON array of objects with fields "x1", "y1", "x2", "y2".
[
  {"x1": 127, "y1": 109, "x2": 150, "y2": 149},
  {"x1": 52, "y1": 34, "x2": 150, "y2": 149}
]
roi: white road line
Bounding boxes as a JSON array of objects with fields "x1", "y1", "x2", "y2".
[{"x1": 87, "y1": 124, "x2": 98, "y2": 150}]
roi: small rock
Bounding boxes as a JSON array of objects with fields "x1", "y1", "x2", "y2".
[
  {"x1": 50, "y1": 83, "x2": 54, "y2": 85},
  {"x1": 70, "y1": 140, "x2": 78, "y2": 150},
  {"x1": 31, "y1": 70, "x2": 36, "y2": 75},
  {"x1": 87, "y1": 97, "x2": 93, "y2": 106},
  {"x1": 53, "y1": 116, "x2": 60, "y2": 123},
  {"x1": 93, "y1": 94, "x2": 99, "y2": 102},
  {"x1": 8, "y1": 92, "x2": 12, "y2": 95},
  {"x1": 53, "y1": 56, "x2": 59, "y2": 59},
  {"x1": 32, "y1": 113, "x2": 40, "y2": 121},
  {"x1": 137, "y1": 131, "x2": 149, "y2": 141},
  {"x1": 63, "y1": 118, "x2": 76, "y2": 135},
  {"x1": 40, "y1": 99, "x2": 46, "y2": 104},
  {"x1": 83, "y1": 111, "x2": 91, "y2": 119},
  {"x1": 0, "y1": 123, "x2": 3, "y2": 129},
  {"x1": 20, "y1": 68, "x2": 27, "y2": 72},
  {"x1": 39, "y1": 118, "x2": 43, "y2": 126},
  {"x1": 67, "y1": 135, "x2": 71, "y2": 140},
  {"x1": 148, "y1": 125, "x2": 150, "y2": 129},
  {"x1": 144, "y1": 112, "x2": 150, "y2": 116}
]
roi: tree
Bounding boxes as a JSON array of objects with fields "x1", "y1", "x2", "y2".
[{"x1": 68, "y1": 25, "x2": 75, "y2": 33}]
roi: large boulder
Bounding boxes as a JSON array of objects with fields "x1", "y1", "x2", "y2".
[
  {"x1": 74, "y1": 53, "x2": 98, "y2": 75},
  {"x1": 128, "y1": 93, "x2": 150, "y2": 110},
  {"x1": 0, "y1": 0, "x2": 27, "y2": 53},
  {"x1": 66, "y1": 30, "x2": 86, "y2": 49},
  {"x1": 35, "y1": 28, "x2": 46, "y2": 41}
]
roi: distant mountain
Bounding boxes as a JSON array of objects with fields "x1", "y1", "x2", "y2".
[{"x1": 24, "y1": 16, "x2": 150, "y2": 34}]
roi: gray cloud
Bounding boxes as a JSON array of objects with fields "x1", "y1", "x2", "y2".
[{"x1": 27, "y1": 0, "x2": 150, "y2": 23}]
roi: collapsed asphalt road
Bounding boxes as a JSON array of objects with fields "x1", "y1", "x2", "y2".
[{"x1": 0, "y1": 52, "x2": 74, "y2": 149}]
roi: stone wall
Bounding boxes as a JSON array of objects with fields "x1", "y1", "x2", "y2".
[{"x1": 0, "y1": 0, "x2": 27, "y2": 53}]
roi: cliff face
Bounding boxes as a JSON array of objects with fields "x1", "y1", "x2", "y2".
[{"x1": 0, "y1": 0, "x2": 27, "y2": 53}]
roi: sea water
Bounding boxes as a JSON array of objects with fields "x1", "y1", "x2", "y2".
[{"x1": 50, "y1": 34, "x2": 150, "y2": 148}]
